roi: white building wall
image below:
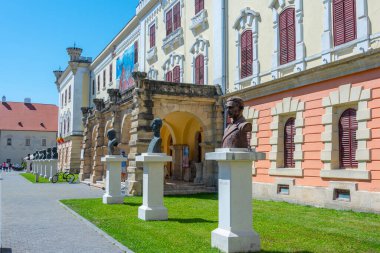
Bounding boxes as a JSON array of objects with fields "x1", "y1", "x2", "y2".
[{"x1": 0, "y1": 130, "x2": 57, "y2": 164}]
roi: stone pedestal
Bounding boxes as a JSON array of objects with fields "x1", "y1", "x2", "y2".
[
  {"x1": 206, "y1": 148, "x2": 265, "y2": 253},
  {"x1": 39, "y1": 160, "x2": 44, "y2": 176},
  {"x1": 101, "y1": 155, "x2": 127, "y2": 204},
  {"x1": 26, "y1": 160, "x2": 32, "y2": 173},
  {"x1": 136, "y1": 153, "x2": 172, "y2": 221},
  {"x1": 49, "y1": 160, "x2": 58, "y2": 181},
  {"x1": 43, "y1": 161, "x2": 49, "y2": 178}
]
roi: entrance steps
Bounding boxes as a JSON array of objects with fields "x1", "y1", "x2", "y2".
[{"x1": 164, "y1": 180, "x2": 217, "y2": 195}]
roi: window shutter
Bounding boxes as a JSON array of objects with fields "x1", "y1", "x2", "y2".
[
  {"x1": 339, "y1": 108, "x2": 358, "y2": 168},
  {"x1": 333, "y1": 0, "x2": 356, "y2": 46},
  {"x1": 109, "y1": 64, "x2": 113, "y2": 82},
  {"x1": 173, "y1": 2, "x2": 181, "y2": 31},
  {"x1": 173, "y1": 66, "x2": 180, "y2": 83},
  {"x1": 150, "y1": 24, "x2": 156, "y2": 48},
  {"x1": 166, "y1": 71, "x2": 173, "y2": 82},
  {"x1": 240, "y1": 30, "x2": 253, "y2": 79},
  {"x1": 195, "y1": 54, "x2": 204, "y2": 85},
  {"x1": 134, "y1": 41, "x2": 138, "y2": 64},
  {"x1": 195, "y1": 0, "x2": 204, "y2": 14},
  {"x1": 284, "y1": 117, "x2": 295, "y2": 168},
  {"x1": 92, "y1": 80, "x2": 95, "y2": 95},
  {"x1": 280, "y1": 8, "x2": 296, "y2": 65},
  {"x1": 166, "y1": 9, "x2": 173, "y2": 36}
]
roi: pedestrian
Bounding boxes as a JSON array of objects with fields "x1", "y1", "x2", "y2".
[{"x1": 120, "y1": 150, "x2": 128, "y2": 182}]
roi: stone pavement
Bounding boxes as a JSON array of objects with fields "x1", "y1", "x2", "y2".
[{"x1": 0, "y1": 171, "x2": 130, "y2": 253}]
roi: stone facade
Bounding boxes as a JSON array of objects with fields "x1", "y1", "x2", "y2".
[{"x1": 79, "y1": 72, "x2": 223, "y2": 195}]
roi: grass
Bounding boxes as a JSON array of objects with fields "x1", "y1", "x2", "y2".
[
  {"x1": 20, "y1": 172, "x2": 78, "y2": 183},
  {"x1": 61, "y1": 193, "x2": 380, "y2": 253}
]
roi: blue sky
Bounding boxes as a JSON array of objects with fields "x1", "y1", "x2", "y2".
[{"x1": 0, "y1": 0, "x2": 138, "y2": 105}]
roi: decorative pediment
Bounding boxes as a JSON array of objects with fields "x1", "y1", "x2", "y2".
[
  {"x1": 233, "y1": 8, "x2": 260, "y2": 31},
  {"x1": 190, "y1": 37, "x2": 209, "y2": 55},
  {"x1": 162, "y1": 53, "x2": 184, "y2": 71}
]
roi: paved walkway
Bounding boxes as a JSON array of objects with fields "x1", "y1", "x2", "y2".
[{"x1": 0, "y1": 171, "x2": 128, "y2": 253}]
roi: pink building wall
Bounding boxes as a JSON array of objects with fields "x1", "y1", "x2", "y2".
[{"x1": 246, "y1": 67, "x2": 380, "y2": 192}]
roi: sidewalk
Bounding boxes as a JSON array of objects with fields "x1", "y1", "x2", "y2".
[{"x1": 0, "y1": 171, "x2": 128, "y2": 253}]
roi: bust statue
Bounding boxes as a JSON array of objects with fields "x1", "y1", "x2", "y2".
[
  {"x1": 42, "y1": 150, "x2": 47, "y2": 160},
  {"x1": 46, "y1": 148, "x2": 52, "y2": 159},
  {"x1": 52, "y1": 147, "x2": 58, "y2": 159},
  {"x1": 222, "y1": 96, "x2": 252, "y2": 149},
  {"x1": 107, "y1": 129, "x2": 118, "y2": 155},
  {"x1": 147, "y1": 118, "x2": 163, "y2": 153}
]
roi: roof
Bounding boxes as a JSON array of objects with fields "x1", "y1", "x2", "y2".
[{"x1": 0, "y1": 102, "x2": 58, "y2": 132}]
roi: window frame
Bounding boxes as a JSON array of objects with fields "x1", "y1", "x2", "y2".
[
  {"x1": 195, "y1": 54, "x2": 205, "y2": 85},
  {"x1": 279, "y1": 7, "x2": 296, "y2": 65},
  {"x1": 284, "y1": 117, "x2": 296, "y2": 168},
  {"x1": 240, "y1": 29, "x2": 253, "y2": 79},
  {"x1": 150, "y1": 24, "x2": 156, "y2": 49},
  {"x1": 333, "y1": 0, "x2": 357, "y2": 47},
  {"x1": 339, "y1": 108, "x2": 358, "y2": 169},
  {"x1": 7, "y1": 138, "x2": 12, "y2": 146},
  {"x1": 42, "y1": 138, "x2": 47, "y2": 147},
  {"x1": 25, "y1": 138, "x2": 31, "y2": 146},
  {"x1": 165, "y1": 1, "x2": 181, "y2": 36}
]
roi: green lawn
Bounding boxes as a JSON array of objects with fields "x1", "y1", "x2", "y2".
[
  {"x1": 61, "y1": 194, "x2": 380, "y2": 253},
  {"x1": 20, "y1": 172, "x2": 78, "y2": 183}
]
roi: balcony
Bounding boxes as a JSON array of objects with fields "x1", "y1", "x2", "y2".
[
  {"x1": 162, "y1": 27, "x2": 184, "y2": 54},
  {"x1": 146, "y1": 46, "x2": 158, "y2": 63},
  {"x1": 190, "y1": 9, "x2": 208, "y2": 34}
]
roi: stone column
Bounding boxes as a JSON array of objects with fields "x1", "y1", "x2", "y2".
[
  {"x1": 206, "y1": 148, "x2": 265, "y2": 253},
  {"x1": 91, "y1": 112, "x2": 105, "y2": 183},
  {"x1": 101, "y1": 155, "x2": 127, "y2": 204},
  {"x1": 136, "y1": 153, "x2": 172, "y2": 221}
]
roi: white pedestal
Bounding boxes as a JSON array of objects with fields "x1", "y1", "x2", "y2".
[
  {"x1": 206, "y1": 148, "x2": 265, "y2": 253},
  {"x1": 43, "y1": 161, "x2": 49, "y2": 178},
  {"x1": 101, "y1": 155, "x2": 128, "y2": 204},
  {"x1": 39, "y1": 160, "x2": 44, "y2": 176},
  {"x1": 26, "y1": 160, "x2": 31, "y2": 172},
  {"x1": 49, "y1": 160, "x2": 58, "y2": 181},
  {"x1": 136, "y1": 153, "x2": 172, "y2": 221}
]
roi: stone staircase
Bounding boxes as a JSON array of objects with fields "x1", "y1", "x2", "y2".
[{"x1": 164, "y1": 180, "x2": 217, "y2": 195}]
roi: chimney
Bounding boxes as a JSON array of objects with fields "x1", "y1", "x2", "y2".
[
  {"x1": 24, "y1": 98, "x2": 31, "y2": 103},
  {"x1": 66, "y1": 45, "x2": 83, "y2": 61},
  {"x1": 2, "y1": 96, "x2": 5, "y2": 102}
]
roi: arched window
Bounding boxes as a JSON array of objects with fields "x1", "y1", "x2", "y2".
[
  {"x1": 67, "y1": 118, "x2": 70, "y2": 134},
  {"x1": 279, "y1": 8, "x2": 296, "y2": 65},
  {"x1": 195, "y1": 54, "x2": 204, "y2": 85},
  {"x1": 333, "y1": 0, "x2": 356, "y2": 46},
  {"x1": 240, "y1": 30, "x2": 253, "y2": 79},
  {"x1": 173, "y1": 66, "x2": 181, "y2": 83},
  {"x1": 339, "y1": 108, "x2": 358, "y2": 168},
  {"x1": 284, "y1": 117, "x2": 295, "y2": 168}
]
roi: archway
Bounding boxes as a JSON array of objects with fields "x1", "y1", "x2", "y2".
[{"x1": 160, "y1": 111, "x2": 204, "y2": 182}]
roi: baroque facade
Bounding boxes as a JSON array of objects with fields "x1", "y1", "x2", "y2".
[{"x1": 54, "y1": 0, "x2": 380, "y2": 212}]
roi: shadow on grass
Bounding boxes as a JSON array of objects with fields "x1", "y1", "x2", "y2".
[
  {"x1": 123, "y1": 202, "x2": 141, "y2": 207},
  {"x1": 165, "y1": 193, "x2": 218, "y2": 201},
  {"x1": 168, "y1": 217, "x2": 215, "y2": 223}
]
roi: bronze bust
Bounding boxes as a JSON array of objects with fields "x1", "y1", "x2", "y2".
[
  {"x1": 147, "y1": 118, "x2": 163, "y2": 153},
  {"x1": 222, "y1": 96, "x2": 252, "y2": 148},
  {"x1": 107, "y1": 129, "x2": 118, "y2": 155}
]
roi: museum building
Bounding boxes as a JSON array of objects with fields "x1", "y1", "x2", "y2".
[{"x1": 54, "y1": 0, "x2": 380, "y2": 212}]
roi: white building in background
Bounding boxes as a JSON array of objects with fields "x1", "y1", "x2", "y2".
[{"x1": 0, "y1": 97, "x2": 58, "y2": 165}]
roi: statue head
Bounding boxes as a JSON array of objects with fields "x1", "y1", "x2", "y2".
[
  {"x1": 107, "y1": 129, "x2": 117, "y2": 141},
  {"x1": 46, "y1": 148, "x2": 52, "y2": 159},
  {"x1": 226, "y1": 96, "x2": 245, "y2": 121},
  {"x1": 107, "y1": 129, "x2": 118, "y2": 155},
  {"x1": 151, "y1": 118, "x2": 163, "y2": 137},
  {"x1": 52, "y1": 147, "x2": 58, "y2": 159}
]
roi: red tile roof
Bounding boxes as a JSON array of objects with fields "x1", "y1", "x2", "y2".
[{"x1": 0, "y1": 102, "x2": 58, "y2": 132}]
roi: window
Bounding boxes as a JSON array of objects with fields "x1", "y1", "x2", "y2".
[
  {"x1": 277, "y1": 184, "x2": 290, "y2": 195},
  {"x1": 64, "y1": 90, "x2": 67, "y2": 105},
  {"x1": 241, "y1": 30, "x2": 253, "y2": 79},
  {"x1": 166, "y1": 2, "x2": 181, "y2": 36},
  {"x1": 67, "y1": 118, "x2": 70, "y2": 133},
  {"x1": 103, "y1": 70, "x2": 106, "y2": 88},
  {"x1": 42, "y1": 139, "x2": 46, "y2": 147},
  {"x1": 68, "y1": 85, "x2": 71, "y2": 101},
  {"x1": 166, "y1": 71, "x2": 173, "y2": 82},
  {"x1": 63, "y1": 119, "x2": 66, "y2": 134},
  {"x1": 109, "y1": 64, "x2": 113, "y2": 82},
  {"x1": 195, "y1": 54, "x2": 204, "y2": 84},
  {"x1": 339, "y1": 108, "x2": 358, "y2": 168},
  {"x1": 333, "y1": 0, "x2": 356, "y2": 46},
  {"x1": 150, "y1": 24, "x2": 156, "y2": 48},
  {"x1": 61, "y1": 93, "x2": 64, "y2": 107},
  {"x1": 284, "y1": 117, "x2": 296, "y2": 168},
  {"x1": 195, "y1": 0, "x2": 204, "y2": 15},
  {"x1": 25, "y1": 138, "x2": 30, "y2": 146},
  {"x1": 7, "y1": 138, "x2": 11, "y2": 146},
  {"x1": 92, "y1": 80, "x2": 95, "y2": 95},
  {"x1": 97, "y1": 75, "x2": 100, "y2": 91},
  {"x1": 279, "y1": 8, "x2": 296, "y2": 65},
  {"x1": 334, "y1": 189, "x2": 351, "y2": 201},
  {"x1": 134, "y1": 41, "x2": 139, "y2": 64},
  {"x1": 173, "y1": 66, "x2": 180, "y2": 83}
]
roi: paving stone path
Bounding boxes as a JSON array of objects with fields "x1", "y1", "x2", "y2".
[{"x1": 0, "y1": 171, "x2": 128, "y2": 253}]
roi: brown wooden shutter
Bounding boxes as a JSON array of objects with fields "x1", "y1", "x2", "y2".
[
  {"x1": 240, "y1": 30, "x2": 253, "y2": 79},
  {"x1": 173, "y1": 2, "x2": 181, "y2": 31},
  {"x1": 109, "y1": 64, "x2": 113, "y2": 82},
  {"x1": 134, "y1": 41, "x2": 138, "y2": 64},
  {"x1": 150, "y1": 24, "x2": 156, "y2": 48},
  {"x1": 333, "y1": 0, "x2": 356, "y2": 46},
  {"x1": 284, "y1": 117, "x2": 295, "y2": 168},
  {"x1": 195, "y1": 0, "x2": 204, "y2": 14},
  {"x1": 280, "y1": 8, "x2": 296, "y2": 65},
  {"x1": 173, "y1": 66, "x2": 180, "y2": 83},
  {"x1": 166, "y1": 71, "x2": 173, "y2": 82},
  {"x1": 195, "y1": 54, "x2": 204, "y2": 85},
  {"x1": 339, "y1": 108, "x2": 358, "y2": 168},
  {"x1": 166, "y1": 9, "x2": 173, "y2": 36}
]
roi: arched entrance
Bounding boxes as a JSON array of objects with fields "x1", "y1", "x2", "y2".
[{"x1": 160, "y1": 111, "x2": 204, "y2": 182}]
